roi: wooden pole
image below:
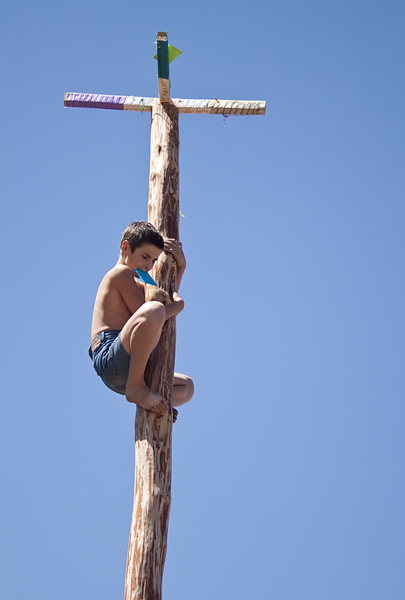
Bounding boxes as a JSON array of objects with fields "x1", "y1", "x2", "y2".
[
  {"x1": 124, "y1": 100, "x2": 180, "y2": 600},
  {"x1": 64, "y1": 30, "x2": 265, "y2": 599}
]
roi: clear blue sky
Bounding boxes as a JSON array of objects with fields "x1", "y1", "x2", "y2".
[{"x1": 2, "y1": 1, "x2": 404, "y2": 598}]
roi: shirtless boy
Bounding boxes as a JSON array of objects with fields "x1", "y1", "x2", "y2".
[{"x1": 89, "y1": 221, "x2": 194, "y2": 416}]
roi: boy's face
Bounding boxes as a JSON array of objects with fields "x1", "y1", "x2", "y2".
[{"x1": 122, "y1": 241, "x2": 162, "y2": 272}]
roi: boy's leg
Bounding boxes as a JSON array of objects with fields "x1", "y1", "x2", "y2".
[
  {"x1": 120, "y1": 301, "x2": 168, "y2": 413},
  {"x1": 173, "y1": 373, "x2": 194, "y2": 407}
]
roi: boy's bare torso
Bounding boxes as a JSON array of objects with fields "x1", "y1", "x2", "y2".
[
  {"x1": 89, "y1": 235, "x2": 193, "y2": 415},
  {"x1": 91, "y1": 265, "x2": 145, "y2": 339}
]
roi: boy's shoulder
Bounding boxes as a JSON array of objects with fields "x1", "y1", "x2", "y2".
[
  {"x1": 102, "y1": 264, "x2": 145, "y2": 295},
  {"x1": 104, "y1": 263, "x2": 134, "y2": 282}
]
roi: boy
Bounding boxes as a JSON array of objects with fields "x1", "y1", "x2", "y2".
[{"x1": 89, "y1": 221, "x2": 194, "y2": 417}]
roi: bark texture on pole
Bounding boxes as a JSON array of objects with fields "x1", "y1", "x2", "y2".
[{"x1": 124, "y1": 101, "x2": 180, "y2": 600}]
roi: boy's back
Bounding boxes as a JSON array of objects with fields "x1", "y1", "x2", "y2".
[{"x1": 91, "y1": 265, "x2": 145, "y2": 339}]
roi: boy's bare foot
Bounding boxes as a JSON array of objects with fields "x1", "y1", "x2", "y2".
[{"x1": 126, "y1": 386, "x2": 168, "y2": 414}]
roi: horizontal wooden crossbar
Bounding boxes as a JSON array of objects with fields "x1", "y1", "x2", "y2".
[
  {"x1": 64, "y1": 93, "x2": 154, "y2": 111},
  {"x1": 64, "y1": 93, "x2": 266, "y2": 115},
  {"x1": 173, "y1": 98, "x2": 266, "y2": 115}
]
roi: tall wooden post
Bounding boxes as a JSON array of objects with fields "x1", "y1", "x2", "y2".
[
  {"x1": 124, "y1": 100, "x2": 179, "y2": 600},
  {"x1": 64, "y1": 30, "x2": 265, "y2": 600}
]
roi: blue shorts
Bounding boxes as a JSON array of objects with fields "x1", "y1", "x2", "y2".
[{"x1": 89, "y1": 330, "x2": 130, "y2": 395}]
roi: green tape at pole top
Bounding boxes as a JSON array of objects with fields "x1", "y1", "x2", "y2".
[{"x1": 154, "y1": 44, "x2": 182, "y2": 65}]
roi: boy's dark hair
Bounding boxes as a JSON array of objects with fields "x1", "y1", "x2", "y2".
[{"x1": 120, "y1": 221, "x2": 164, "y2": 252}]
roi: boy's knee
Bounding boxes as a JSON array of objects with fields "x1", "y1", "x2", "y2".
[
  {"x1": 139, "y1": 301, "x2": 166, "y2": 329},
  {"x1": 187, "y1": 378, "x2": 194, "y2": 402},
  {"x1": 180, "y1": 376, "x2": 194, "y2": 403},
  {"x1": 122, "y1": 302, "x2": 165, "y2": 352},
  {"x1": 186, "y1": 376, "x2": 194, "y2": 397}
]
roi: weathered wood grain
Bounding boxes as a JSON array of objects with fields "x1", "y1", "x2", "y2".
[{"x1": 172, "y1": 97, "x2": 266, "y2": 115}]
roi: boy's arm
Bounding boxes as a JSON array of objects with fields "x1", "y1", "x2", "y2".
[
  {"x1": 164, "y1": 290, "x2": 184, "y2": 320},
  {"x1": 115, "y1": 267, "x2": 146, "y2": 314},
  {"x1": 164, "y1": 239, "x2": 186, "y2": 289},
  {"x1": 115, "y1": 267, "x2": 184, "y2": 320}
]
